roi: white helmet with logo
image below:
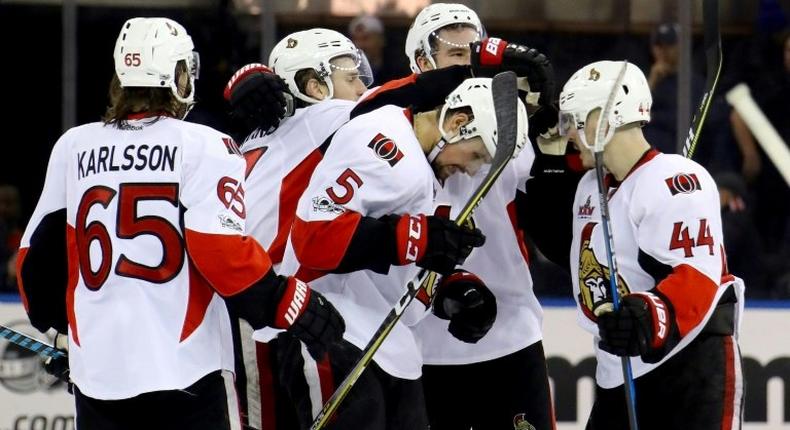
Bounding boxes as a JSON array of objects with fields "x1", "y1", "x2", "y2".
[
  {"x1": 405, "y1": 3, "x2": 484, "y2": 74},
  {"x1": 269, "y1": 28, "x2": 373, "y2": 104},
  {"x1": 558, "y1": 60, "x2": 652, "y2": 149},
  {"x1": 113, "y1": 17, "x2": 200, "y2": 105},
  {"x1": 433, "y1": 78, "x2": 528, "y2": 161}
]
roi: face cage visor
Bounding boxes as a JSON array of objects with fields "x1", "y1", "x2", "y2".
[{"x1": 328, "y1": 48, "x2": 374, "y2": 88}]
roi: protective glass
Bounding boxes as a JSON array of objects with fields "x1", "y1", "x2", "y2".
[
  {"x1": 190, "y1": 51, "x2": 201, "y2": 80},
  {"x1": 329, "y1": 49, "x2": 373, "y2": 87}
]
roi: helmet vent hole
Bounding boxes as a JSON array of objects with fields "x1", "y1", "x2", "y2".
[{"x1": 622, "y1": 85, "x2": 629, "y2": 94}]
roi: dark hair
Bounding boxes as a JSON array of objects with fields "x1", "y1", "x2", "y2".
[
  {"x1": 441, "y1": 105, "x2": 474, "y2": 127},
  {"x1": 293, "y1": 68, "x2": 324, "y2": 108},
  {"x1": 102, "y1": 61, "x2": 190, "y2": 126}
]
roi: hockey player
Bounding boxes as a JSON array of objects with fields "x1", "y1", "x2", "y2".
[
  {"x1": 399, "y1": 4, "x2": 558, "y2": 429},
  {"x1": 558, "y1": 60, "x2": 744, "y2": 429},
  {"x1": 16, "y1": 18, "x2": 344, "y2": 430},
  {"x1": 223, "y1": 28, "x2": 371, "y2": 429},
  {"x1": 276, "y1": 77, "x2": 527, "y2": 428}
]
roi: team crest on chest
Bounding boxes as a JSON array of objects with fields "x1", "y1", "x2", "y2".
[
  {"x1": 367, "y1": 133, "x2": 404, "y2": 167},
  {"x1": 577, "y1": 222, "x2": 630, "y2": 321}
]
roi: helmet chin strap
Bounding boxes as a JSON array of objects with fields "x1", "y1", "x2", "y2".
[{"x1": 427, "y1": 136, "x2": 449, "y2": 163}]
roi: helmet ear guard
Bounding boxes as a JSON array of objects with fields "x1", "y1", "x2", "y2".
[
  {"x1": 113, "y1": 17, "x2": 198, "y2": 108},
  {"x1": 558, "y1": 60, "x2": 652, "y2": 151}
]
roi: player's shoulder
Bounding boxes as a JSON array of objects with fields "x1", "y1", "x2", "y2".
[{"x1": 636, "y1": 152, "x2": 714, "y2": 190}]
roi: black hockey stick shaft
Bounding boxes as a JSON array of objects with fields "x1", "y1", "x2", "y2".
[
  {"x1": 593, "y1": 61, "x2": 639, "y2": 430},
  {"x1": 0, "y1": 324, "x2": 66, "y2": 359},
  {"x1": 682, "y1": 0, "x2": 722, "y2": 159},
  {"x1": 310, "y1": 71, "x2": 520, "y2": 430}
]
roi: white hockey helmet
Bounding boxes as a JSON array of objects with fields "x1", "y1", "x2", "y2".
[
  {"x1": 269, "y1": 28, "x2": 373, "y2": 104},
  {"x1": 113, "y1": 17, "x2": 200, "y2": 105},
  {"x1": 405, "y1": 3, "x2": 484, "y2": 74},
  {"x1": 558, "y1": 60, "x2": 652, "y2": 150},
  {"x1": 434, "y1": 78, "x2": 528, "y2": 161}
]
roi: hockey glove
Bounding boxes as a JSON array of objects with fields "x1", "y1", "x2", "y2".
[
  {"x1": 224, "y1": 63, "x2": 293, "y2": 137},
  {"x1": 596, "y1": 291, "x2": 677, "y2": 363},
  {"x1": 471, "y1": 38, "x2": 556, "y2": 107},
  {"x1": 384, "y1": 214, "x2": 486, "y2": 275},
  {"x1": 433, "y1": 270, "x2": 497, "y2": 343},
  {"x1": 271, "y1": 276, "x2": 346, "y2": 360}
]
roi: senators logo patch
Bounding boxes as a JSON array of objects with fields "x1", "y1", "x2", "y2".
[
  {"x1": 665, "y1": 172, "x2": 701, "y2": 195},
  {"x1": 367, "y1": 133, "x2": 404, "y2": 167}
]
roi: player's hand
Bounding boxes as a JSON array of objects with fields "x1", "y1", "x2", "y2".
[
  {"x1": 224, "y1": 63, "x2": 293, "y2": 138},
  {"x1": 272, "y1": 277, "x2": 346, "y2": 360},
  {"x1": 596, "y1": 292, "x2": 676, "y2": 363},
  {"x1": 385, "y1": 214, "x2": 486, "y2": 275},
  {"x1": 42, "y1": 333, "x2": 70, "y2": 383},
  {"x1": 471, "y1": 37, "x2": 556, "y2": 107},
  {"x1": 432, "y1": 270, "x2": 497, "y2": 343}
]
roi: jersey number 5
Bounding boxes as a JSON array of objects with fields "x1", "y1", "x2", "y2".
[{"x1": 76, "y1": 183, "x2": 184, "y2": 290}]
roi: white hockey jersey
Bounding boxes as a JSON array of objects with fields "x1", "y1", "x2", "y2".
[
  {"x1": 241, "y1": 99, "x2": 355, "y2": 267},
  {"x1": 570, "y1": 149, "x2": 742, "y2": 388},
  {"x1": 18, "y1": 115, "x2": 271, "y2": 400},
  {"x1": 414, "y1": 142, "x2": 546, "y2": 364},
  {"x1": 281, "y1": 105, "x2": 434, "y2": 379}
]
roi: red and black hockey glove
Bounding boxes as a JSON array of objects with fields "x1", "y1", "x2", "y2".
[
  {"x1": 384, "y1": 214, "x2": 486, "y2": 275},
  {"x1": 596, "y1": 291, "x2": 678, "y2": 363},
  {"x1": 224, "y1": 63, "x2": 292, "y2": 138},
  {"x1": 271, "y1": 276, "x2": 346, "y2": 360},
  {"x1": 432, "y1": 270, "x2": 497, "y2": 344},
  {"x1": 470, "y1": 37, "x2": 556, "y2": 107}
]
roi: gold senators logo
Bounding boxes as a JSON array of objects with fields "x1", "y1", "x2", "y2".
[
  {"x1": 286, "y1": 38, "x2": 298, "y2": 48},
  {"x1": 588, "y1": 68, "x2": 600, "y2": 81}
]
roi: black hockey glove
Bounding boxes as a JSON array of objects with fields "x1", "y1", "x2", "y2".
[
  {"x1": 384, "y1": 214, "x2": 486, "y2": 275},
  {"x1": 433, "y1": 270, "x2": 497, "y2": 343},
  {"x1": 224, "y1": 63, "x2": 292, "y2": 138},
  {"x1": 270, "y1": 276, "x2": 346, "y2": 360},
  {"x1": 596, "y1": 291, "x2": 678, "y2": 363},
  {"x1": 44, "y1": 354, "x2": 70, "y2": 382},
  {"x1": 470, "y1": 37, "x2": 556, "y2": 107}
]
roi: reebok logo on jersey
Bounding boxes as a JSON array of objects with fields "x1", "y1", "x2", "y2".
[
  {"x1": 665, "y1": 173, "x2": 701, "y2": 195},
  {"x1": 578, "y1": 195, "x2": 595, "y2": 218},
  {"x1": 367, "y1": 133, "x2": 404, "y2": 167}
]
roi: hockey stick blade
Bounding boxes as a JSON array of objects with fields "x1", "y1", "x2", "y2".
[
  {"x1": 682, "y1": 0, "x2": 722, "y2": 159},
  {"x1": 310, "y1": 71, "x2": 519, "y2": 430},
  {"x1": 0, "y1": 324, "x2": 66, "y2": 359}
]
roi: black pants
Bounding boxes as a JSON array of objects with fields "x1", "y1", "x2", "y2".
[
  {"x1": 75, "y1": 370, "x2": 240, "y2": 430},
  {"x1": 587, "y1": 334, "x2": 744, "y2": 430},
  {"x1": 421, "y1": 341, "x2": 555, "y2": 430},
  {"x1": 276, "y1": 333, "x2": 429, "y2": 430}
]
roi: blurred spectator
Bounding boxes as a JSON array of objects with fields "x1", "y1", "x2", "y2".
[
  {"x1": 714, "y1": 172, "x2": 767, "y2": 297},
  {"x1": 348, "y1": 14, "x2": 402, "y2": 85},
  {"x1": 643, "y1": 22, "x2": 704, "y2": 154},
  {"x1": 0, "y1": 184, "x2": 22, "y2": 292},
  {"x1": 728, "y1": 31, "x2": 790, "y2": 294}
]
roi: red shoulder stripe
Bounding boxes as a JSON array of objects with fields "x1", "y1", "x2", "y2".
[
  {"x1": 291, "y1": 212, "x2": 362, "y2": 271},
  {"x1": 185, "y1": 229, "x2": 272, "y2": 296}
]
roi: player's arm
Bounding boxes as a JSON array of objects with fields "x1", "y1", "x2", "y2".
[
  {"x1": 181, "y1": 136, "x2": 343, "y2": 358},
  {"x1": 291, "y1": 139, "x2": 484, "y2": 277},
  {"x1": 17, "y1": 137, "x2": 70, "y2": 334},
  {"x1": 597, "y1": 167, "x2": 728, "y2": 363},
  {"x1": 518, "y1": 140, "x2": 585, "y2": 271},
  {"x1": 224, "y1": 63, "x2": 292, "y2": 141},
  {"x1": 350, "y1": 65, "x2": 473, "y2": 118}
]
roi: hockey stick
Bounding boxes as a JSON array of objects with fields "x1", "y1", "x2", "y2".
[
  {"x1": 310, "y1": 71, "x2": 520, "y2": 430},
  {"x1": 0, "y1": 324, "x2": 66, "y2": 359},
  {"x1": 592, "y1": 61, "x2": 639, "y2": 430},
  {"x1": 681, "y1": 0, "x2": 722, "y2": 159}
]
